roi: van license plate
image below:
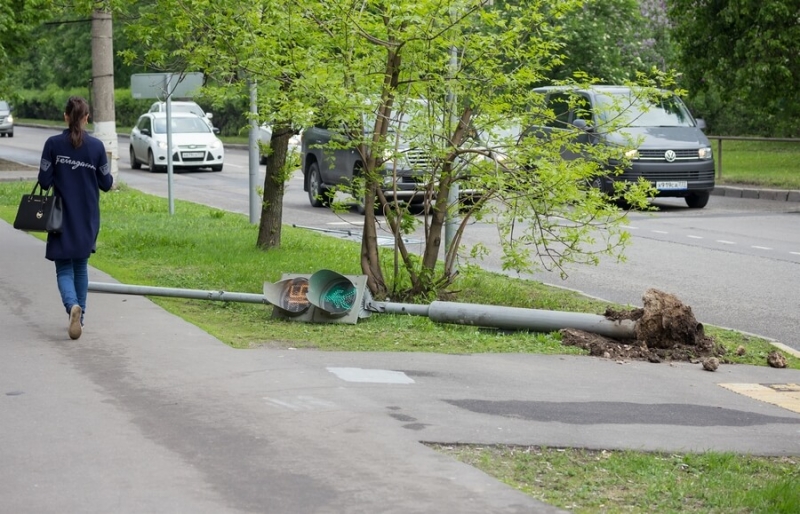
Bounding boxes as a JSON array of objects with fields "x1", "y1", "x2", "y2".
[
  {"x1": 656, "y1": 181, "x2": 687, "y2": 190},
  {"x1": 182, "y1": 152, "x2": 204, "y2": 158}
]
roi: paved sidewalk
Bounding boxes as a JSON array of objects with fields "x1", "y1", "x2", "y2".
[
  {"x1": 2, "y1": 213, "x2": 800, "y2": 513},
  {"x1": 0, "y1": 223, "x2": 565, "y2": 513},
  {"x1": 2, "y1": 163, "x2": 800, "y2": 513}
]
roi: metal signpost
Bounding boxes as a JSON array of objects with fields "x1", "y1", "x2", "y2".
[{"x1": 131, "y1": 72, "x2": 204, "y2": 215}]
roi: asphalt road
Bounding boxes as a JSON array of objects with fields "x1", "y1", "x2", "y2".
[{"x1": 2, "y1": 125, "x2": 799, "y2": 352}]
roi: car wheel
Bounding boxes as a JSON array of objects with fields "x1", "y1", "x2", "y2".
[
  {"x1": 147, "y1": 150, "x2": 162, "y2": 173},
  {"x1": 130, "y1": 146, "x2": 141, "y2": 169},
  {"x1": 211, "y1": 164, "x2": 223, "y2": 172},
  {"x1": 685, "y1": 191, "x2": 710, "y2": 209},
  {"x1": 355, "y1": 187, "x2": 382, "y2": 216},
  {"x1": 351, "y1": 163, "x2": 381, "y2": 216},
  {"x1": 355, "y1": 188, "x2": 368, "y2": 215},
  {"x1": 307, "y1": 161, "x2": 326, "y2": 207}
]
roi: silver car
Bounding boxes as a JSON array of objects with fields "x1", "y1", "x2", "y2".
[
  {"x1": 0, "y1": 100, "x2": 13, "y2": 137},
  {"x1": 148, "y1": 100, "x2": 213, "y2": 129},
  {"x1": 129, "y1": 112, "x2": 225, "y2": 172}
]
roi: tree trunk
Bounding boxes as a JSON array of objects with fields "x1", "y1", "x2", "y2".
[
  {"x1": 359, "y1": 47, "x2": 401, "y2": 298},
  {"x1": 360, "y1": 182, "x2": 388, "y2": 298},
  {"x1": 256, "y1": 130, "x2": 291, "y2": 250}
]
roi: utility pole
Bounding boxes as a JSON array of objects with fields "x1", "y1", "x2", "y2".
[
  {"x1": 248, "y1": 78, "x2": 259, "y2": 224},
  {"x1": 91, "y1": 8, "x2": 118, "y2": 184}
]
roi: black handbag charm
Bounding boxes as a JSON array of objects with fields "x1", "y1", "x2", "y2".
[{"x1": 13, "y1": 182, "x2": 63, "y2": 234}]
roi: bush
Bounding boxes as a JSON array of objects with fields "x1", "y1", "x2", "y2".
[
  {"x1": 13, "y1": 88, "x2": 250, "y2": 136},
  {"x1": 14, "y1": 86, "x2": 88, "y2": 121},
  {"x1": 114, "y1": 89, "x2": 157, "y2": 128}
]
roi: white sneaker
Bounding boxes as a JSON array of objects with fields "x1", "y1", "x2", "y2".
[{"x1": 68, "y1": 305, "x2": 82, "y2": 340}]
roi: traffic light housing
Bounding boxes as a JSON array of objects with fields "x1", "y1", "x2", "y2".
[
  {"x1": 264, "y1": 270, "x2": 371, "y2": 324},
  {"x1": 263, "y1": 277, "x2": 311, "y2": 318}
]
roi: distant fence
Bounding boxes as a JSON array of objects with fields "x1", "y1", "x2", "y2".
[{"x1": 706, "y1": 135, "x2": 800, "y2": 178}]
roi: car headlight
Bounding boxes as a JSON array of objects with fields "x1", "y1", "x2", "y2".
[
  {"x1": 209, "y1": 139, "x2": 222, "y2": 149},
  {"x1": 157, "y1": 141, "x2": 168, "y2": 149},
  {"x1": 698, "y1": 147, "x2": 712, "y2": 160},
  {"x1": 7, "y1": 114, "x2": 13, "y2": 122},
  {"x1": 624, "y1": 149, "x2": 639, "y2": 160}
]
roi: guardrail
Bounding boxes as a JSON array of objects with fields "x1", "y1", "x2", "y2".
[{"x1": 705, "y1": 135, "x2": 800, "y2": 179}]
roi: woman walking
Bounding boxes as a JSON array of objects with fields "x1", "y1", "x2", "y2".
[{"x1": 38, "y1": 96, "x2": 114, "y2": 339}]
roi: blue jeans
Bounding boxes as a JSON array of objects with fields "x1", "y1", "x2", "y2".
[{"x1": 55, "y1": 258, "x2": 88, "y2": 323}]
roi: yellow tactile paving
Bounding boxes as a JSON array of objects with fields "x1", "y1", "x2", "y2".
[{"x1": 719, "y1": 383, "x2": 800, "y2": 414}]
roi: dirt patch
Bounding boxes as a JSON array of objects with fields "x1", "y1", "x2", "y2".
[
  {"x1": 0, "y1": 158, "x2": 35, "y2": 172},
  {"x1": 561, "y1": 289, "x2": 726, "y2": 365}
]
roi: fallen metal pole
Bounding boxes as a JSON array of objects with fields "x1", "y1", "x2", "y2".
[
  {"x1": 367, "y1": 302, "x2": 431, "y2": 317},
  {"x1": 88, "y1": 281, "x2": 268, "y2": 304},
  {"x1": 369, "y1": 300, "x2": 636, "y2": 339},
  {"x1": 89, "y1": 281, "x2": 635, "y2": 338}
]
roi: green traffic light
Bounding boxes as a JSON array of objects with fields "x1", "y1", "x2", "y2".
[
  {"x1": 309, "y1": 269, "x2": 358, "y2": 317},
  {"x1": 319, "y1": 281, "x2": 357, "y2": 313}
]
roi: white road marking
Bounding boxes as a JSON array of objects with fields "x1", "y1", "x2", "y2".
[
  {"x1": 327, "y1": 367, "x2": 415, "y2": 384},
  {"x1": 751, "y1": 246, "x2": 772, "y2": 250},
  {"x1": 651, "y1": 230, "x2": 668, "y2": 234},
  {"x1": 262, "y1": 396, "x2": 338, "y2": 411},
  {"x1": 791, "y1": 252, "x2": 800, "y2": 256},
  {"x1": 687, "y1": 235, "x2": 703, "y2": 239},
  {"x1": 716, "y1": 240, "x2": 736, "y2": 245}
]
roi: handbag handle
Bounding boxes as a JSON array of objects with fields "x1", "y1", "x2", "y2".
[{"x1": 31, "y1": 181, "x2": 54, "y2": 197}]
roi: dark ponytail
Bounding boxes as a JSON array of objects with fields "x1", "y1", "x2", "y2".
[{"x1": 65, "y1": 96, "x2": 90, "y2": 148}]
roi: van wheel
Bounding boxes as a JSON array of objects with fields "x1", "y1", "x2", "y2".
[
  {"x1": 130, "y1": 146, "x2": 141, "y2": 169},
  {"x1": 307, "y1": 161, "x2": 326, "y2": 207},
  {"x1": 685, "y1": 191, "x2": 710, "y2": 209},
  {"x1": 589, "y1": 176, "x2": 613, "y2": 195}
]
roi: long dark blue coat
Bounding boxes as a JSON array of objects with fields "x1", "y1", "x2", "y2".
[{"x1": 37, "y1": 130, "x2": 114, "y2": 260}]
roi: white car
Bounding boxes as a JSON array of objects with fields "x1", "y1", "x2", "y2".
[
  {"x1": 130, "y1": 112, "x2": 225, "y2": 172},
  {"x1": 148, "y1": 100, "x2": 214, "y2": 129},
  {"x1": 258, "y1": 124, "x2": 302, "y2": 164}
]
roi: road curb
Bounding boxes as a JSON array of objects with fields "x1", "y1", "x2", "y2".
[{"x1": 712, "y1": 185, "x2": 800, "y2": 203}]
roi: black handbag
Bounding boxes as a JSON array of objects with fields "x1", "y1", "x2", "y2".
[{"x1": 13, "y1": 182, "x2": 63, "y2": 234}]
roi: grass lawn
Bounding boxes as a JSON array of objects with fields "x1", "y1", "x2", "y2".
[
  {"x1": 433, "y1": 445, "x2": 799, "y2": 514},
  {"x1": 1, "y1": 180, "x2": 798, "y2": 513},
  {"x1": 713, "y1": 139, "x2": 800, "y2": 189}
]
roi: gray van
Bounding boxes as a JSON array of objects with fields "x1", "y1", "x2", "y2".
[{"x1": 533, "y1": 85, "x2": 715, "y2": 208}]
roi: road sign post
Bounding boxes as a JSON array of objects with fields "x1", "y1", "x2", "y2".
[{"x1": 131, "y1": 72, "x2": 204, "y2": 215}]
